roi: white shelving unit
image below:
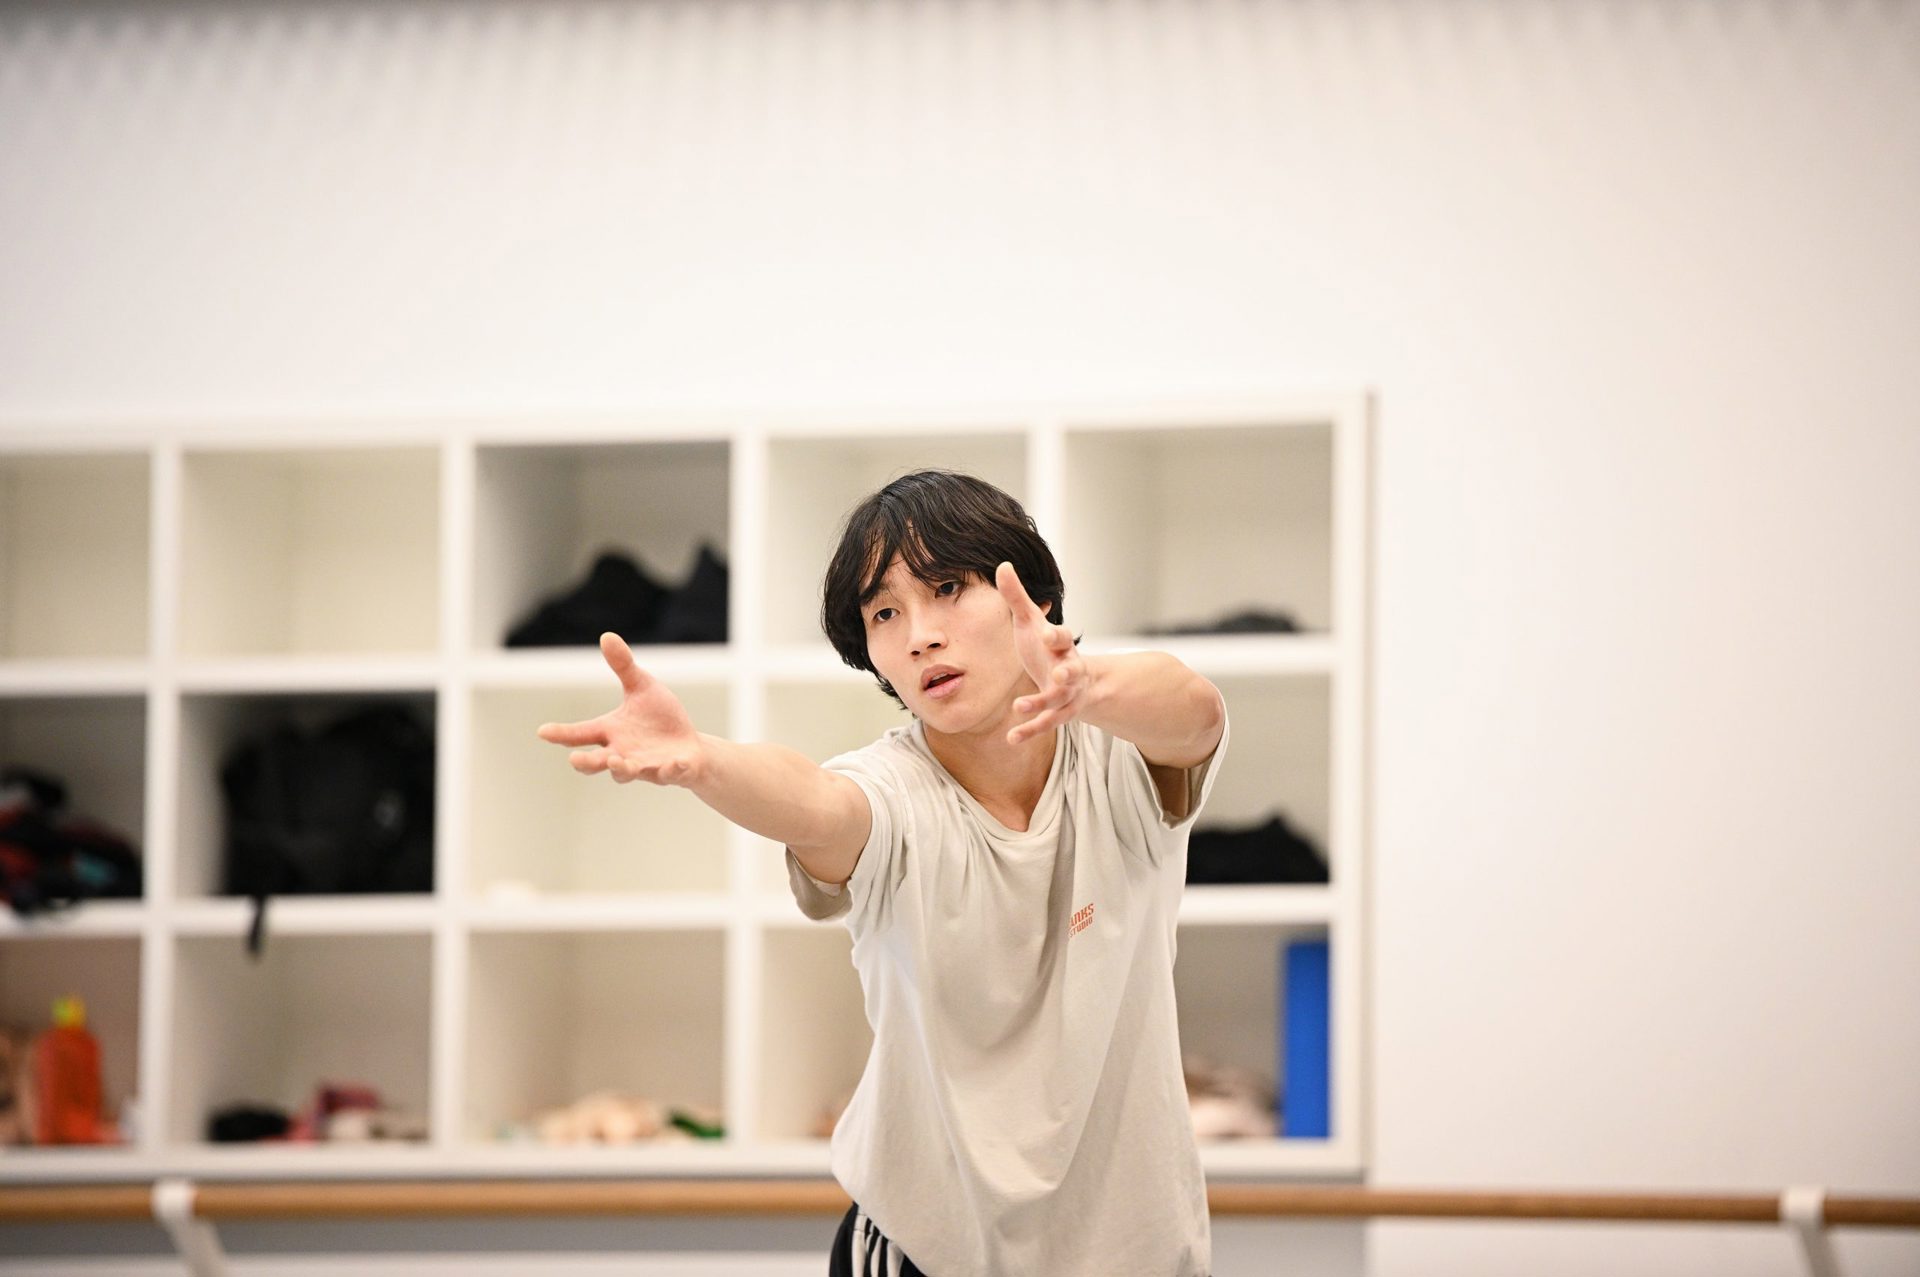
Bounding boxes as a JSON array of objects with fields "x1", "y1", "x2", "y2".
[{"x1": 0, "y1": 396, "x2": 1371, "y2": 1183}]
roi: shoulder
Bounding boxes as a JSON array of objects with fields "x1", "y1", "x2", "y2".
[
  {"x1": 823, "y1": 721, "x2": 946, "y2": 801},
  {"x1": 826, "y1": 721, "x2": 917, "y2": 770}
]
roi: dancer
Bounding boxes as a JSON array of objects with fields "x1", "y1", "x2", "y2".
[{"x1": 538, "y1": 470, "x2": 1228, "y2": 1276}]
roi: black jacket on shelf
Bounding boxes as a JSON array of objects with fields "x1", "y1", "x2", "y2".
[
  {"x1": 506, "y1": 551, "x2": 669, "y2": 647},
  {"x1": 1185, "y1": 812, "x2": 1329, "y2": 885},
  {"x1": 0, "y1": 767, "x2": 142, "y2": 917},
  {"x1": 505, "y1": 545, "x2": 728, "y2": 647},
  {"x1": 1141, "y1": 607, "x2": 1301, "y2": 637},
  {"x1": 653, "y1": 543, "x2": 729, "y2": 644}
]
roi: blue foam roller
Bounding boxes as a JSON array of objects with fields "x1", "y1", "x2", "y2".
[{"x1": 1282, "y1": 937, "x2": 1330, "y2": 1138}]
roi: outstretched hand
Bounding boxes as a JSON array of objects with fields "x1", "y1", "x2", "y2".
[
  {"x1": 535, "y1": 633, "x2": 707, "y2": 787},
  {"x1": 996, "y1": 561, "x2": 1091, "y2": 747}
]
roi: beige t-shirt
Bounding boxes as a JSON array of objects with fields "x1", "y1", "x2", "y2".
[{"x1": 786, "y1": 712, "x2": 1229, "y2": 1277}]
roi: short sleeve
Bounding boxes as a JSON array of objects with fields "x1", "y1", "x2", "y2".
[
  {"x1": 783, "y1": 747, "x2": 901, "y2": 926},
  {"x1": 1103, "y1": 709, "x2": 1230, "y2": 869}
]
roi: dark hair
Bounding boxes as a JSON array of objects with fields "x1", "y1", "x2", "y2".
[{"x1": 821, "y1": 469, "x2": 1072, "y2": 706}]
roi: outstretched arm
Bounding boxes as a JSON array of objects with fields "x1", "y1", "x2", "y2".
[
  {"x1": 1078, "y1": 650, "x2": 1225, "y2": 771},
  {"x1": 689, "y1": 737, "x2": 869, "y2": 885},
  {"x1": 537, "y1": 633, "x2": 870, "y2": 884},
  {"x1": 996, "y1": 561, "x2": 1225, "y2": 776}
]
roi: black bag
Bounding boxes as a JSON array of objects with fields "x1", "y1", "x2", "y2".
[{"x1": 220, "y1": 704, "x2": 434, "y2": 955}]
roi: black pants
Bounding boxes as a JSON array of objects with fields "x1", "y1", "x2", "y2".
[{"x1": 830, "y1": 1201, "x2": 929, "y2": 1276}]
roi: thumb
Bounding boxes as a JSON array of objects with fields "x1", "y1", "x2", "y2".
[{"x1": 601, "y1": 632, "x2": 650, "y2": 697}]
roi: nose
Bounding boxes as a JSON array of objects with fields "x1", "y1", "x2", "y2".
[{"x1": 909, "y1": 612, "x2": 945, "y2": 658}]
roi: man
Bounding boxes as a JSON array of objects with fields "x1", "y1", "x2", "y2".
[{"x1": 539, "y1": 469, "x2": 1227, "y2": 1275}]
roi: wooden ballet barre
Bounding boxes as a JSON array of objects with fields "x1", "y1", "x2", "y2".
[
  {"x1": 1209, "y1": 1186, "x2": 1920, "y2": 1227},
  {"x1": 3, "y1": 1181, "x2": 1918, "y2": 1228}
]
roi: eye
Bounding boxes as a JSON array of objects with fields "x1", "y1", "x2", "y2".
[
  {"x1": 936, "y1": 580, "x2": 961, "y2": 597},
  {"x1": 870, "y1": 606, "x2": 895, "y2": 624}
]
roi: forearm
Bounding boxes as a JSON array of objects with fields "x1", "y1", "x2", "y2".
[
  {"x1": 684, "y1": 735, "x2": 855, "y2": 848},
  {"x1": 1080, "y1": 651, "x2": 1225, "y2": 768}
]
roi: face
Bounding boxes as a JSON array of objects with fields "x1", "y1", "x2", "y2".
[{"x1": 861, "y1": 555, "x2": 1038, "y2": 739}]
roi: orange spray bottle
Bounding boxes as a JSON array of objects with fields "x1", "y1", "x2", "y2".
[{"x1": 31, "y1": 996, "x2": 106, "y2": 1145}]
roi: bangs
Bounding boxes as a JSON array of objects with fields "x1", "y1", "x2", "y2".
[{"x1": 854, "y1": 517, "x2": 974, "y2": 608}]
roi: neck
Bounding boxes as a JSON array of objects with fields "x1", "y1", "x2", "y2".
[{"x1": 924, "y1": 713, "x2": 1057, "y2": 825}]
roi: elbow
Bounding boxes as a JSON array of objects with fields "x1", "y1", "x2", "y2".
[
  {"x1": 1191, "y1": 677, "x2": 1226, "y2": 756},
  {"x1": 1148, "y1": 670, "x2": 1224, "y2": 769}
]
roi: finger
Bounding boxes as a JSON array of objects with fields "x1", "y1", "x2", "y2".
[
  {"x1": 1016, "y1": 668, "x2": 1072, "y2": 710},
  {"x1": 1015, "y1": 685, "x2": 1069, "y2": 716},
  {"x1": 1036, "y1": 694, "x2": 1082, "y2": 730},
  {"x1": 540, "y1": 719, "x2": 608, "y2": 747},
  {"x1": 569, "y1": 748, "x2": 610, "y2": 774},
  {"x1": 600, "y1": 631, "x2": 651, "y2": 696},
  {"x1": 627, "y1": 758, "x2": 691, "y2": 787},
  {"x1": 1007, "y1": 706, "x2": 1069, "y2": 746},
  {"x1": 995, "y1": 561, "x2": 1045, "y2": 623},
  {"x1": 609, "y1": 753, "x2": 688, "y2": 787},
  {"x1": 1018, "y1": 661, "x2": 1088, "y2": 715}
]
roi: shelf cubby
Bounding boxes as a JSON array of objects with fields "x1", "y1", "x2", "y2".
[
  {"x1": 0, "y1": 694, "x2": 148, "y2": 879},
  {"x1": 474, "y1": 440, "x2": 731, "y2": 653},
  {"x1": 174, "y1": 692, "x2": 437, "y2": 901},
  {"x1": 0, "y1": 935, "x2": 142, "y2": 1148},
  {"x1": 468, "y1": 683, "x2": 731, "y2": 897},
  {"x1": 1061, "y1": 422, "x2": 1333, "y2": 640},
  {"x1": 1174, "y1": 922, "x2": 1333, "y2": 1143},
  {"x1": 762, "y1": 431, "x2": 1027, "y2": 648},
  {"x1": 177, "y1": 447, "x2": 440, "y2": 658},
  {"x1": 464, "y1": 928, "x2": 726, "y2": 1146},
  {"x1": 168, "y1": 931, "x2": 433, "y2": 1148},
  {"x1": 1201, "y1": 673, "x2": 1334, "y2": 879},
  {"x1": 0, "y1": 451, "x2": 149, "y2": 662}
]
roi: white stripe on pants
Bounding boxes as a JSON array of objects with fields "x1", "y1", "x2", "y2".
[{"x1": 851, "y1": 1208, "x2": 906, "y2": 1277}]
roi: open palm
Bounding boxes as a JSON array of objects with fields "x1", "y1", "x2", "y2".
[{"x1": 536, "y1": 633, "x2": 706, "y2": 786}]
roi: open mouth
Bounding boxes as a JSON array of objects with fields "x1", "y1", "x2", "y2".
[{"x1": 923, "y1": 670, "x2": 964, "y2": 698}]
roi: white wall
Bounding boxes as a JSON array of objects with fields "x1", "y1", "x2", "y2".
[{"x1": 3, "y1": 1, "x2": 1917, "y2": 1274}]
